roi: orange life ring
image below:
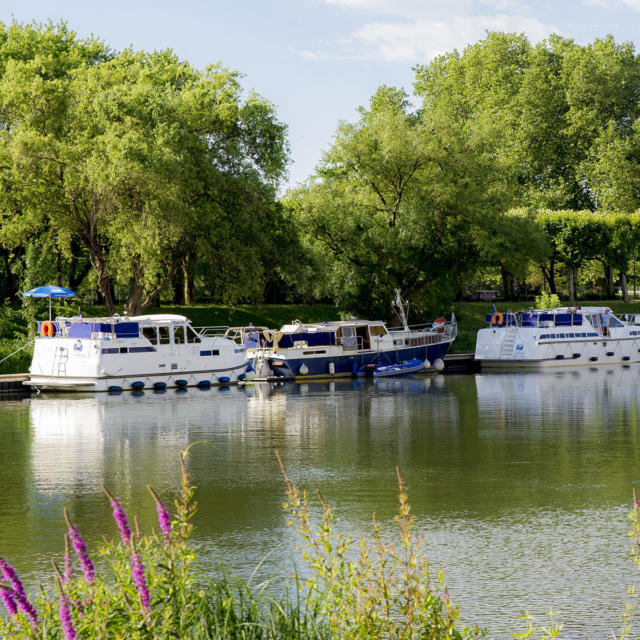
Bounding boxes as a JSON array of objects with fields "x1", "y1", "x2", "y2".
[
  {"x1": 491, "y1": 312, "x2": 504, "y2": 326},
  {"x1": 41, "y1": 321, "x2": 55, "y2": 337}
]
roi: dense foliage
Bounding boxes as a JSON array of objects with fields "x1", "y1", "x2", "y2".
[
  {"x1": 289, "y1": 32, "x2": 640, "y2": 316},
  {"x1": 0, "y1": 21, "x2": 302, "y2": 316},
  {"x1": 4, "y1": 23, "x2": 640, "y2": 321}
]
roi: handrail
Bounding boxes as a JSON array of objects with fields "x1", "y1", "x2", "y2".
[{"x1": 193, "y1": 325, "x2": 230, "y2": 337}]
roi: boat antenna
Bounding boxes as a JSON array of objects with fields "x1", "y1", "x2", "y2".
[{"x1": 392, "y1": 289, "x2": 409, "y2": 330}]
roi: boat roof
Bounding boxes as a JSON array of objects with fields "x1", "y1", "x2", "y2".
[
  {"x1": 280, "y1": 320, "x2": 386, "y2": 332},
  {"x1": 55, "y1": 314, "x2": 190, "y2": 324},
  {"x1": 522, "y1": 306, "x2": 614, "y2": 314},
  {"x1": 128, "y1": 314, "x2": 189, "y2": 323}
]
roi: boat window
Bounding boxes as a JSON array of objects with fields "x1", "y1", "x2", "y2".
[
  {"x1": 369, "y1": 325, "x2": 386, "y2": 336},
  {"x1": 142, "y1": 326, "x2": 157, "y2": 343},
  {"x1": 187, "y1": 326, "x2": 201, "y2": 343},
  {"x1": 174, "y1": 325, "x2": 186, "y2": 344},
  {"x1": 158, "y1": 326, "x2": 170, "y2": 344},
  {"x1": 337, "y1": 326, "x2": 357, "y2": 349},
  {"x1": 356, "y1": 326, "x2": 370, "y2": 350}
]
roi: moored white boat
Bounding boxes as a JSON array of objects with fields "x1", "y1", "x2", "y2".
[
  {"x1": 26, "y1": 314, "x2": 250, "y2": 391},
  {"x1": 475, "y1": 306, "x2": 640, "y2": 368}
]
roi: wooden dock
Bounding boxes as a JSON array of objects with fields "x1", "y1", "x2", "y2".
[
  {"x1": 0, "y1": 374, "x2": 30, "y2": 394},
  {"x1": 443, "y1": 351, "x2": 479, "y2": 373}
]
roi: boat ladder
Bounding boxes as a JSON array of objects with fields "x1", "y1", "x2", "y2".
[
  {"x1": 252, "y1": 350, "x2": 271, "y2": 379},
  {"x1": 56, "y1": 347, "x2": 68, "y2": 376},
  {"x1": 499, "y1": 327, "x2": 518, "y2": 357}
]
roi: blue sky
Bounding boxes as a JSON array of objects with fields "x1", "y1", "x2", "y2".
[{"x1": 4, "y1": 0, "x2": 640, "y2": 190}]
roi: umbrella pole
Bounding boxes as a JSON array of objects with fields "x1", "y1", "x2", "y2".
[{"x1": 49, "y1": 295, "x2": 52, "y2": 322}]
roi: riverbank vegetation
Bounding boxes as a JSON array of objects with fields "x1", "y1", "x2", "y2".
[
  {"x1": 4, "y1": 23, "x2": 640, "y2": 358},
  {"x1": 5, "y1": 448, "x2": 640, "y2": 638},
  {"x1": 0, "y1": 450, "x2": 486, "y2": 639}
]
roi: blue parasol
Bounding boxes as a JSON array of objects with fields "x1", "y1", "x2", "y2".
[{"x1": 23, "y1": 285, "x2": 76, "y2": 321}]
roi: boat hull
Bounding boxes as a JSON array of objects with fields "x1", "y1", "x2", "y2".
[
  {"x1": 267, "y1": 342, "x2": 451, "y2": 380},
  {"x1": 25, "y1": 364, "x2": 249, "y2": 392}
]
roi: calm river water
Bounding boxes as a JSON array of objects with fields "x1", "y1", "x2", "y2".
[{"x1": 2, "y1": 367, "x2": 640, "y2": 637}]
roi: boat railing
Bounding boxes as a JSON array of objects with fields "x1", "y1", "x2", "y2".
[
  {"x1": 490, "y1": 310, "x2": 590, "y2": 330},
  {"x1": 193, "y1": 326, "x2": 231, "y2": 338}
]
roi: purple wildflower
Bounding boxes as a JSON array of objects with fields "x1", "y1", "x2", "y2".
[
  {"x1": 64, "y1": 509, "x2": 94, "y2": 585},
  {"x1": 0, "y1": 558, "x2": 26, "y2": 599},
  {"x1": 0, "y1": 559, "x2": 38, "y2": 627},
  {"x1": 0, "y1": 584, "x2": 17, "y2": 617},
  {"x1": 148, "y1": 486, "x2": 172, "y2": 542},
  {"x1": 63, "y1": 535, "x2": 74, "y2": 584},
  {"x1": 110, "y1": 497, "x2": 131, "y2": 544},
  {"x1": 130, "y1": 550, "x2": 150, "y2": 615},
  {"x1": 58, "y1": 590, "x2": 76, "y2": 640},
  {"x1": 155, "y1": 501, "x2": 172, "y2": 540},
  {"x1": 102, "y1": 484, "x2": 131, "y2": 544},
  {"x1": 15, "y1": 591, "x2": 39, "y2": 627}
]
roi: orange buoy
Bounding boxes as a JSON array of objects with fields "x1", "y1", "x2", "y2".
[{"x1": 40, "y1": 321, "x2": 55, "y2": 337}]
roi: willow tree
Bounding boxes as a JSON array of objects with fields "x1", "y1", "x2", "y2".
[
  {"x1": 287, "y1": 86, "x2": 508, "y2": 318},
  {"x1": 0, "y1": 21, "x2": 288, "y2": 314}
]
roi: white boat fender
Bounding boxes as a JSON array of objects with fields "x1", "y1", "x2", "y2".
[
  {"x1": 422, "y1": 359, "x2": 431, "y2": 370},
  {"x1": 299, "y1": 363, "x2": 309, "y2": 375},
  {"x1": 328, "y1": 362, "x2": 335, "y2": 375},
  {"x1": 433, "y1": 358, "x2": 445, "y2": 372}
]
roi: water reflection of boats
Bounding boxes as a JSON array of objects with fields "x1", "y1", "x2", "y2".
[
  {"x1": 29, "y1": 387, "x2": 251, "y2": 495},
  {"x1": 474, "y1": 365, "x2": 640, "y2": 425}
]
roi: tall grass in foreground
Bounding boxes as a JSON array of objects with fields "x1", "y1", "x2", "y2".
[{"x1": 3, "y1": 447, "x2": 640, "y2": 638}]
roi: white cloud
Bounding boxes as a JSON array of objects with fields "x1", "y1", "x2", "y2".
[
  {"x1": 302, "y1": 1, "x2": 560, "y2": 63},
  {"x1": 618, "y1": 0, "x2": 640, "y2": 9},
  {"x1": 303, "y1": 14, "x2": 560, "y2": 63}
]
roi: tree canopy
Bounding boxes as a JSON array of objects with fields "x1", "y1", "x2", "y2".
[{"x1": 0, "y1": 21, "x2": 291, "y2": 315}]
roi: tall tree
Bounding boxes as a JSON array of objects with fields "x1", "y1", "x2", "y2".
[
  {"x1": 0, "y1": 21, "x2": 288, "y2": 314},
  {"x1": 288, "y1": 86, "x2": 507, "y2": 318}
]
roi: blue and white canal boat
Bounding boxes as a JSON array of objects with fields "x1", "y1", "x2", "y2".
[
  {"x1": 252, "y1": 310, "x2": 457, "y2": 380},
  {"x1": 475, "y1": 306, "x2": 640, "y2": 368},
  {"x1": 26, "y1": 314, "x2": 250, "y2": 391}
]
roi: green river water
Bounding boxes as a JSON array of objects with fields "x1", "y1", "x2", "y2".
[{"x1": 1, "y1": 367, "x2": 640, "y2": 637}]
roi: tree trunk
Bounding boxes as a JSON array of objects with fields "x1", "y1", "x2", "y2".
[
  {"x1": 125, "y1": 258, "x2": 174, "y2": 316},
  {"x1": 55, "y1": 246, "x2": 62, "y2": 286},
  {"x1": 91, "y1": 257, "x2": 115, "y2": 315},
  {"x1": 540, "y1": 261, "x2": 557, "y2": 294},
  {"x1": 605, "y1": 264, "x2": 615, "y2": 298},
  {"x1": 183, "y1": 257, "x2": 194, "y2": 306},
  {"x1": 621, "y1": 272, "x2": 629, "y2": 302},
  {"x1": 500, "y1": 265, "x2": 511, "y2": 301},
  {"x1": 567, "y1": 266, "x2": 576, "y2": 304}
]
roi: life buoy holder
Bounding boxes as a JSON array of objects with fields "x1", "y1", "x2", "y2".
[
  {"x1": 433, "y1": 317, "x2": 446, "y2": 333},
  {"x1": 492, "y1": 312, "x2": 504, "y2": 326},
  {"x1": 41, "y1": 321, "x2": 55, "y2": 337}
]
